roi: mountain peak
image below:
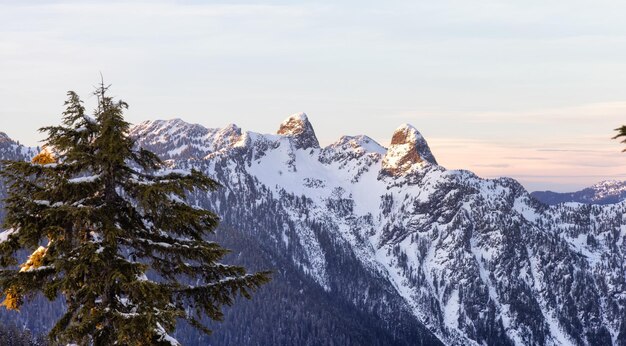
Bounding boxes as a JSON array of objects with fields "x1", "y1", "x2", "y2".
[
  {"x1": 277, "y1": 112, "x2": 320, "y2": 149},
  {"x1": 328, "y1": 135, "x2": 386, "y2": 155},
  {"x1": 0, "y1": 132, "x2": 11, "y2": 144},
  {"x1": 130, "y1": 118, "x2": 243, "y2": 160},
  {"x1": 382, "y1": 124, "x2": 437, "y2": 174}
]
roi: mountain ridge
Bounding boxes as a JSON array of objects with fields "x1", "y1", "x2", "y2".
[
  {"x1": 0, "y1": 116, "x2": 625, "y2": 345},
  {"x1": 531, "y1": 180, "x2": 626, "y2": 205}
]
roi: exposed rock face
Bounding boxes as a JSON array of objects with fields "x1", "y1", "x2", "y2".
[
  {"x1": 382, "y1": 124, "x2": 437, "y2": 175},
  {"x1": 0, "y1": 132, "x2": 11, "y2": 144},
  {"x1": 276, "y1": 112, "x2": 320, "y2": 149}
]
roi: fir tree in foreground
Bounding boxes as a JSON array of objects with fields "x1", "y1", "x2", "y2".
[{"x1": 0, "y1": 84, "x2": 270, "y2": 345}]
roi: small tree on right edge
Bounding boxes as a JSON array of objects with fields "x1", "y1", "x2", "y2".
[{"x1": 614, "y1": 125, "x2": 626, "y2": 151}]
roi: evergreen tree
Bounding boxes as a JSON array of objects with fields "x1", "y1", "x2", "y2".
[
  {"x1": 614, "y1": 125, "x2": 626, "y2": 151},
  {"x1": 0, "y1": 84, "x2": 270, "y2": 345}
]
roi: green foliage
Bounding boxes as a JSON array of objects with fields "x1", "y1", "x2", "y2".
[
  {"x1": 614, "y1": 125, "x2": 626, "y2": 152},
  {"x1": 0, "y1": 84, "x2": 270, "y2": 345}
]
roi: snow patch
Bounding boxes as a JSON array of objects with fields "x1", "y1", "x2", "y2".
[{"x1": 444, "y1": 289, "x2": 460, "y2": 330}]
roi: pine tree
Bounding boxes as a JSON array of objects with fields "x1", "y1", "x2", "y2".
[
  {"x1": 0, "y1": 84, "x2": 270, "y2": 345},
  {"x1": 614, "y1": 125, "x2": 626, "y2": 151}
]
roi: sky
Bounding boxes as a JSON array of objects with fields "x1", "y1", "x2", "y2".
[{"x1": 1, "y1": 0, "x2": 626, "y2": 192}]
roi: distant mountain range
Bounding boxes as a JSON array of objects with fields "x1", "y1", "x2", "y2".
[
  {"x1": 1, "y1": 115, "x2": 625, "y2": 345},
  {"x1": 531, "y1": 180, "x2": 626, "y2": 205}
]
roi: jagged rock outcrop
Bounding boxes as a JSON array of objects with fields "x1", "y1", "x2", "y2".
[
  {"x1": 276, "y1": 112, "x2": 320, "y2": 149},
  {"x1": 382, "y1": 124, "x2": 437, "y2": 175}
]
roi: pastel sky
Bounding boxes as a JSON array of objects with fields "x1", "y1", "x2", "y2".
[{"x1": 1, "y1": 0, "x2": 626, "y2": 192}]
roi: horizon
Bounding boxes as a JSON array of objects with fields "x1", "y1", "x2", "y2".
[{"x1": 2, "y1": 0, "x2": 626, "y2": 192}]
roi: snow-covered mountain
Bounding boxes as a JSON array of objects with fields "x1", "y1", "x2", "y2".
[
  {"x1": 1, "y1": 114, "x2": 625, "y2": 345},
  {"x1": 532, "y1": 180, "x2": 626, "y2": 205},
  {"x1": 130, "y1": 114, "x2": 626, "y2": 346},
  {"x1": 0, "y1": 132, "x2": 37, "y2": 161}
]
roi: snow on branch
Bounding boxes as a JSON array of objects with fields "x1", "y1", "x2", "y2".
[
  {"x1": 155, "y1": 322, "x2": 181, "y2": 346},
  {"x1": 68, "y1": 174, "x2": 101, "y2": 184},
  {"x1": 83, "y1": 114, "x2": 96, "y2": 125},
  {"x1": 0, "y1": 229, "x2": 17, "y2": 243},
  {"x1": 154, "y1": 169, "x2": 191, "y2": 177}
]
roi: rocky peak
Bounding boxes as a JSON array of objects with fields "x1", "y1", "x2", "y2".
[
  {"x1": 0, "y1": 132, "x2": 12, "y2": 145},
  {"x1": 277, "y1": 113, "x2": 320, "y2": 149},
  {"x1": 212, "y1": 123, "x2": 243, "y2": 150},
  {"x1": 381, "y1": 124, "x2": 437, "y2": 175}
]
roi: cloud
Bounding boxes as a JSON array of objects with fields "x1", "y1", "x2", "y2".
[
  {"x1": 427, "y1": 134, "x2": 626, "y2": 192},
  {"x1": 536, "y1": 148, "x2": 608, "y2": 153},
  {"x1": 502, "y1": 156, "x2": 549, "y2": 161},
  {"x1": 474, "y1": 163, "x2": 510, "y2": 168}
]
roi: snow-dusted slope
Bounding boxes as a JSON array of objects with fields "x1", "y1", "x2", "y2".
[
  {"x1": 129, "y1": 119, "x2": 243, "y2": 160},
  {"x1": 130, "y1": 115, "x2": 626, "y2": 346},
  {"x1": 0, "y1": 132, "x2": 37, "y2": 161}
]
